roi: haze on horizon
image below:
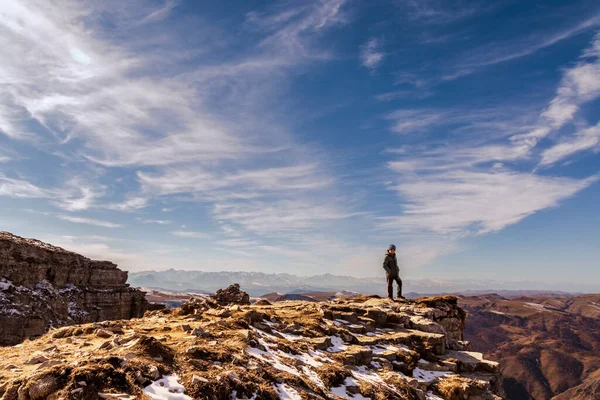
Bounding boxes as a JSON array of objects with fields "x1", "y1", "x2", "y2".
[{"x1": 0, "y1": 0, "x2": 599, "y2": 292}]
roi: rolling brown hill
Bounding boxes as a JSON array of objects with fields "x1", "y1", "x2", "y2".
[{"x1": 459, "y1": 294, "x2": 600, "y2": 400}]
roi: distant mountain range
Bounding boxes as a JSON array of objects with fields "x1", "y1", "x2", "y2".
[{"x1": 127, "y1": 269, "x2": 598, "y2": 297}]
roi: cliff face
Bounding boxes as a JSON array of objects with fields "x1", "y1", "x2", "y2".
[
  {"x1": 0, "y1": 290, "x2": 504, "y2": 400},
  {"x1": 0, "y1": 232, "x2": 147, "y2": 346}
]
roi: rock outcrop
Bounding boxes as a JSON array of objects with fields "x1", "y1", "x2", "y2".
[
  {"x1": 213, "y1": 283, "x2": 250, "y2": 305},
  {"x1": 0, "y1": 232, "x2": 147, "y2": 346},
  {"x1": 0, "y1": 292, "x2": 504, "y2": 399}
]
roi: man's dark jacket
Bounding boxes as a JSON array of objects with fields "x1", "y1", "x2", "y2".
[{"x1": 382, "y1": 251, "x2": 400, "y2": 277}]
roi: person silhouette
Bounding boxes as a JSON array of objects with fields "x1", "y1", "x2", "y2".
[{"x1": 382, "y1": 244, "x2": 404, "y2": 300}]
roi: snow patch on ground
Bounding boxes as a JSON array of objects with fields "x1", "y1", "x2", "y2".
[
  {"x1": 231, "y1": 390, "x2": 257, "y2": 400},
  {"x1": 291, "y1": 350, "x2": 323, "y2": 367},
  {"x1": 302, "y1": 366, "x2": 325, "y2": 388},
  {"x1": 331, "y1": 377, "x2": 371, "y2": 399},
  {"x1": 524, "y1": 302, "x2": 546, "y2": 311},
  {"x1": 352, "y1": 366, "x2": 386, "y2": 385},
  {"x1": 412, "y1": 368, "x2": 452, "y2": 383},
  {"x1": 588, "y1": 302, "x2": 600, "y2": 310},
  {"x1": 276, "y1": 331, "x2": 303, "y2": 341},
  {"x1": 0, "y1": 279, "x2": 13, "y2": 291},
  {"x1": 372, "y1": 343, "x2": 402, "y2": 354},
  {"x1": 327, "y1": 336, "x2": 348, "y2": 353},
  {"x1": 426, "y1": 391, "x2": 445, "y2": 399},
  {"x1": 274, "y1": 383, "x2": 302, "y2": 400},
  {"x1": 246, "y1": 340, "x2": 299, "y2": 376},
  {"x1": 143, "y1": 375, "x2": 192, "y2": 400}
]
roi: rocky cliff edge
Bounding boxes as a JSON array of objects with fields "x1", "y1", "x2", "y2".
[
  {"x1": 0, "y1": 232, "x2": 147, "y2": 346},
  {"x1": 0, "y1": 287, "x2": 504, "y2": 399}
]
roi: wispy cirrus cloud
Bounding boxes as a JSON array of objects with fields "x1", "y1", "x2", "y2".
[
  {"x1": 360, "y1": 38, "x2": 385, "y2": 71},
  {"x1": 510, "y1": 33, "x2": 600, "y2": 164},
  {"x1": 0, "y1": 0, "x2": 357, "y2": 253},
  {"x1": 212, "y1": 199, "x2": 360, "y2": 236},
  {"x1": 56, "y1": 214, "x2": 123, "y2": 228},
  {"x1": 385, "y1": 107, "x2": 537, "y2": 137},
  {"x1": 375, "y1": 90, "x2": 434, "y2": 102},
  {"x1": 0, "y1": 173, "x2": 104, "y2": 211},
  {"x1": 383, "y1": 106, "x2": 597, "y2": 242},
  {"x1": 138, "y1": 218, "x2": 171, "y2": 225},
  {"x1": 386, "y1": 109, "x2": 447, "y2": 133},
  {"x1": 458, "y1": 14, "x2": 600, "y2": 70},
  {"x1": 382, "y1": 37, "x2": 600, "y2": 243},
  {"x1": 382, "y1": 167, "x2": 596, "y2": 235},
  {"x1": 392, "y1": 12, "x2": 600, "y2": 88},
  {"x1": 394, "y1": 0, "x2": 489, "y2": 24},
  {"x1": 22, "y1": 208, "x2": 123, "y2": 228},
  {"x1": 0, "y1": 147, "x2": 18, "y2": 163},
  {"x1": 540, "y1": 122, "x2": 600, "y2": 166},
  {"x1": 137, "y1": 0, "x2": 180, "y2": 26},
  {"x1": 105, "y1": 197, "x2": 149, "y2": 212},
  {"x1": 0, "y1": 174, "x2": 48, "y2": 198},
  {"x1": 170, "y1": 230, "x2": 209, "y2": 239}
]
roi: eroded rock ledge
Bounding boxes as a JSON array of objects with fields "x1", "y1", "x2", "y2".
[
  {"x1": 0, "y1": 232, "x2": 147, "y2": 346},
  {"x1": 0, "y1": 289, "x2": 504, "y2": 399}
]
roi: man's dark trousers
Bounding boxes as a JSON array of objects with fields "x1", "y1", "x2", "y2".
[{"x1": 387, "y1": 274, "x2": 402, "y2": 298}]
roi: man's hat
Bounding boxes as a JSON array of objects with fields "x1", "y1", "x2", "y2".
[{"x1": 388, "y1": 244, "x2": 396, "y2": 251}]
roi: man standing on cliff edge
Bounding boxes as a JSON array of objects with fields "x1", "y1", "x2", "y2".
[{"x1": 382, "y1": 244, "x2": 404, "y2": 300}]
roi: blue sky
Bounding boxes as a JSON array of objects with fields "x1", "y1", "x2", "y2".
[{"x1": 1, "y1": 0, "x2": 599, "y2": 290}]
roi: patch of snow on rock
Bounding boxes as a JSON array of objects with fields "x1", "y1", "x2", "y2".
[
  {"x1": 0, "y1": 279, "x2": 13, "y2": 291},
  {"x1": 372, "y1": 343, "x2": 401, "y2": 354},
  {"x1": 327, "y1": 336, "x2": 348, "y2": 353},
  {"x1": 246, "y1": 341, "x2": 299, "y2": 375},
  {"x1": 331, "y1": 377, "x2": 371, "y2": 399},
  {"x1": 274, "y1": 383, "x2": 302, "y2": 400},
  {"x1": 352, "y1": 366, "x2": 386, "y2": 385},
  {"x1": 426, "y1": 391, "x2": 445, "y2": 399},
  {"x1": 412, "y1": 367, "x2": 452, "y2": 383},
  {"x1": 143, "y1": 375, "x2": 192, "y2": 400}
]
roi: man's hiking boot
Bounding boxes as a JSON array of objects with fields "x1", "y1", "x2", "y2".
[{"x1": 397, "y1": 295, "x2": 406, "y2": 300}]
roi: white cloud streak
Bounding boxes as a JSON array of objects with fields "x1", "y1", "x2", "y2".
[
  {"x1": 0, "y1": 174, "x2": 47, "y2": 198},
  {"x1": 0, "y1": 0, "x2": 359, "y2": 253},
  {"x1": 460, "y1": 14, "x2": 600, "y2": 69},
  {"x1": 510, "y1": 33, "x2": 600, "y2": 164},
  {"x1": 0, "y1": 173, "x2": 105, "y2": 211},
  {"x1": 383, "y1": 36, "x2": 600, "y2": 249},
  {"x1": 138, "y1": 218, "x2": 171, "y2": 225},
  {"x1": 360, "y1": 38, "x2": 385, "y2": 71},
  {"x1": 105, "y1": 197, "x2": 149, "y2": 212},
  {"x1": 56, "y1": 214, "x2": 123, "y2": 228},
  {"x1": 382, "y1": 169, "x2": 597, "y2": 235},
  {"x1": 540, "y1": 122, "x2": 600, "y2": 166},
  {"x1": 137, "y1": 0, "x2": 180, "y2": 25},
  {"x1": 170, "y1": 230, "x2": 209, "y2": 239}
]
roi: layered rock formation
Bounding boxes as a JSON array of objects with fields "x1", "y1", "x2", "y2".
[
  {"x1": 0, "y1": 232, "x2": 147, "y2": 346},
  {"x1": 0, "y1": 293, "x2": 503, "y2": 399}
]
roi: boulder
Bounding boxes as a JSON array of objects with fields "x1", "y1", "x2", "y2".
[
  {"x1": 440, "y1": 350, "x2": 500, "y2": 373},
  {"x1": 213, "y1": 284, "x2": 250, "y2": 305}
]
